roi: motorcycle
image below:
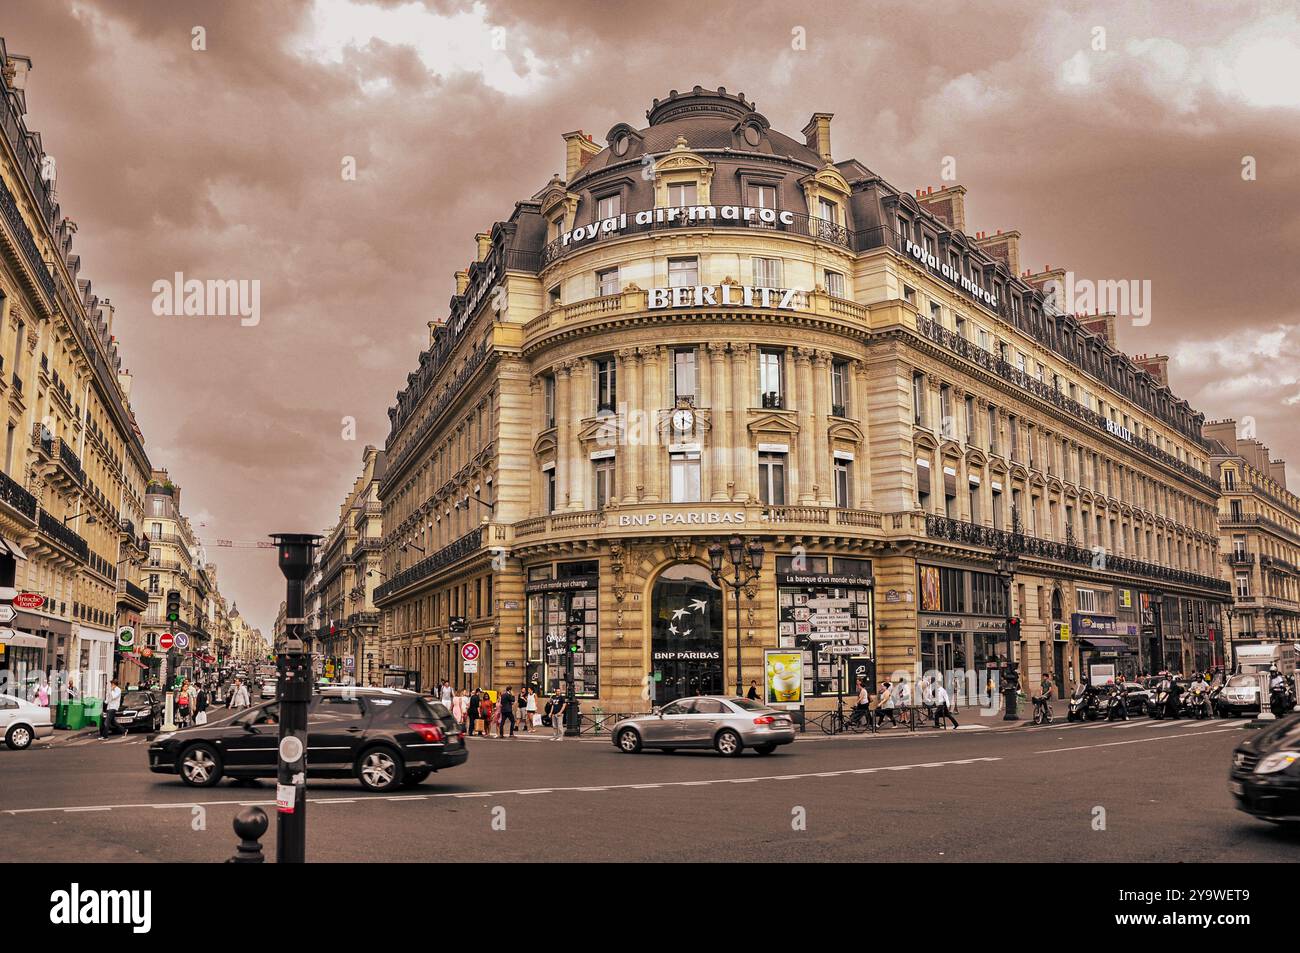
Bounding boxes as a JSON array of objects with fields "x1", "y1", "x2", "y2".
[
  {"x1": 1067, "y1": 686, "x2": 1100, "y2": 722},
  {"x1": 1099, "y1": 685, "x2": 1129, "y2": 721},
  {"x1": 1182, "y1": 685, "x2": 1212, "y2": 720},
  {"x1": 1269, "y1": 680, "x2": 1296, "y2": 718},
  {"x1": 1150, "y1": 684, "x2": 1179, "y2": 720}
]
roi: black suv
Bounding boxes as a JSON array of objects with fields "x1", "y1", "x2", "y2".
[
  {"x1": 115, "y1": 690, "x2": 164, "y2": 733},
  {"x1": 148, "y1": 687, "x2": 467, "y2": 792},
  {"x1": 1230, "y1": 711, "x2": 1300, "y2": 826}
]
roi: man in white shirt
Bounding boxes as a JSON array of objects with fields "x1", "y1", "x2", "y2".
[
  {"x1": 100, "y1": 680, "x2": 122, "y2": 739},
  {"x1": 851, "y1": 678, "x2": 871, "y2": 728},
  {"x1": 933, "y1": 683, "x2": 959, "y2": 729}
]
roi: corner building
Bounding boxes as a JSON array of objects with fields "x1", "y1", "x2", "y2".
[{"x1": 376, "y1": 87, "x2": 1230, "y2": 710}]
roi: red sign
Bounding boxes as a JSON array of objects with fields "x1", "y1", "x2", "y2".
[
  {"x1": 461, "y1": 642, "x2": 480, "y2": 662},
  {"x1": 13, "y1": 592, "x2": 43, "y2": 610},
  {"x1": 159, "y1": 632, "x2": 175, "y2": 650}
]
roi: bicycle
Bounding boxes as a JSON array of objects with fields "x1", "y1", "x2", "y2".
[
  {"x1": 1031, "y1": 695, "x2": 1054, "y2": 725},
  {"x1": 817, "y1": 704, "x2": 875, "y2": 735}
]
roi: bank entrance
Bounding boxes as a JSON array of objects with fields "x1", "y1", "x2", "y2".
[{"x1": 650, "y1": 563, "x2": 724, "y2": 704}]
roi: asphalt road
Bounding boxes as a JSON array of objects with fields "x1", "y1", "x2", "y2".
[{"x1": 2, "y1": 716, "x2": 1295, "y2": 862}]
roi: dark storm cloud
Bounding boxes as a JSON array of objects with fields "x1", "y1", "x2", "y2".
[{"x1": 6, "y1": 0, "x2": 1297, "y2": 627}]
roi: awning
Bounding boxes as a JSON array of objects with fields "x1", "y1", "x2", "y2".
[
  {"x1": 0, "y1": 536, "x2": 26, "y2": 560},
  {"x1": 1078, "y1": 636, "x2": 1133, "y2": 652}
]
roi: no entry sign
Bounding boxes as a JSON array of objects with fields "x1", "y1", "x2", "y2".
[
  {"x1": 461, "y1": 642, "x2": 480, "y2": 662},
  {"x1": 159, "y1": 632, "x2": 174, "y2": 650}
]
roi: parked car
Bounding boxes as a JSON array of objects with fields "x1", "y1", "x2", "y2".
[
  {"x1": 612, "y1": 696, "x2": 796, "y2": 756},
  {"x1": 148, "y1": 687, "x2": 466, "y2": 791},
  {"x1": 1217, "y1": 673, "x2": 1264, "y2": 718},
  {"x1": 0, "y1": 693, "x2": 54, "y2": 750},
  {"x1": 1230, "y1": 711, "x2": 1300, "y2": 826},
  {"x1": 259, "y1": 679, "x2": 277, "y2": 700},
  {"x1": 114, "y1": 690, "x2": 163, "y2": 733}
]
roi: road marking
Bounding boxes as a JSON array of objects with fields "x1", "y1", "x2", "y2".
[
  {"x1": 1035, "y1": 727, "x2": 1238, "y2": 754},
  {"x1": 1, "y1": 756, "x2": 1003, "y2": 816}
]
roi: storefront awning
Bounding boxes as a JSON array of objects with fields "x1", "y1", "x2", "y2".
[
  {"x1": 1078, "y1": 636, "x2": 1132, "y2": 652},
  {"x1": 0, "y1": 536, "x2": 27, "y2": 560}
]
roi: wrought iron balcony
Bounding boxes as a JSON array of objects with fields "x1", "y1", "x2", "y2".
[
  {"x1": 57, "y1": 437, "x2": 85, "y2": 485},
  {"x1": 1226, "y1": 551, "x2": 1255, "y2": 566},
  {"x1": 373, "y1": 527, "x2": 483, "y2": 603},
  {"x1": 38, "y1": 508, "x2": 89, "y2": 562},
  {"x1": 0, "y1": 467, "x2": 37, "y2": 520}
]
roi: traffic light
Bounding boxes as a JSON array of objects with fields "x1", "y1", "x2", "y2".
[
  {"x1": 1007, "y1": 616, "x2": 1021, "y2": 641},
  {"x1": 166, "y1": 590, "x2": 181, "y2": 624},
  {"x1": 567, "y1": 609, "x2": 584, "y2": 653},
  {"x1": 1004, "y1": 661, "x2": 1020, "y2": 691}
]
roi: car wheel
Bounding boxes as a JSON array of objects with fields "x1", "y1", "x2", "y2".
[
  {"x1": 616, "y1": 728, "x2": 642, "y2": 754},
  {"x1": 178, "y1": 744, "x2": 223, "y2": 787},
  {"x1": 714, "y1": 729, "x2": 743, "y2": 757},
  {"x1": 5, "y1": 724, "x2": 34, "y2": 750},
  {"x1": 402, "y1": 768, "x2": 431, "y2": 787},
  {"x1": 356, "y1": 747, "x2": 404, "y2": 792},
  {"x1": 755, "y1": 743, "x2": 777, "y2": 755}
]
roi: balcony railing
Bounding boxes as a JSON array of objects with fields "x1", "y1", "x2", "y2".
[
  {"x1": 38, "y1": 509, "x2": 89, "y2": 562},
  {"x1": 1226, "y1": 551, "x2": 1256, "y2": 566},
  {"x1": 373, "y1": 527, "x2": 483, "y2": 603},
  {"x1": 58, "y1": 438, "x2": 85, "y2": 484},
  {"x1": 924, "y1": 513, "x2": 1231, "y2": 594},
  {"x1": 116, "y1": 579, "x2": 150, "y2": 606},
  {"x1": 0, "y1": 467, "x2": 37, "y2": 520}
]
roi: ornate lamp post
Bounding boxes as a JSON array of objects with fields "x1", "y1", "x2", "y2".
[
  {"x1": 994, "y1": 507, "x2": 1024, "y2": 720},
  {"x1": 708, "y1": 536, "x2": 764, "y2": 695}
]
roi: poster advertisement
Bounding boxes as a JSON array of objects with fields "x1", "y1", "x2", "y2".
[
  {"x1": 920, "y1": 566, "x2": 941, "y2": 612},
  {"x1": 765, "y1": 650, "x2": 804, "y2": 706}
]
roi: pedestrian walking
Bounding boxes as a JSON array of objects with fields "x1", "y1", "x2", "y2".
[
  {"x1": 100, "y1": 679, "x2": 122, "y2": 739},
  {"x1": 550, "y1": 690, "x2": 567, "y2": 740},
  {"x1": 875, "y1": 680, "x2": 897, "y2": 728},
  {"x1": 35, "y1": 677, "x2": 51, "y2": 709},
  {"x1": 746, "y1": 679, "x2": 760, "y2": 701},
  {"x1": 499, "y1": 686, "x2": 517, "y2": 738},
  {"x1": 451, "y1": 689, "x2": 468, "y2": 731},
  {"x1": 517, "y1": 687, "x2": 531, "y2": 734},
  {"x1": 933, "y1": 682, "x2": 959, "y2": 729},
  {"x1": 481, "y1": 692, "x2": 496, "y2": 738},
  {"x1": 470, "y1": 686, "x2": 486, "y2": 738},
  {"x1": 440, "y1": 680, "x2": 453, "y2": 707},
  {"x1": 175, "y1": 679, "x2": 191, "y2": 728},
  {"x1": 526, "y1": 686, "x2": 538, "y2": 729},
  {"x1": 194, "y1": 685, "x2": 209, "y2": 725},
  {"x1": 233, "y1": 678, "x2": 250, "y2": 709}
]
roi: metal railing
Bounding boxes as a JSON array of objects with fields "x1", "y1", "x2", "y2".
[
  {"x1": 0, "y1": 467, "x2": 37, "y2": 520},
  {"x1": 38, "y1": 508, "x2": 89, "y2": 561},
  {"x1": 373, "y1": 527, "x2": 483, "y2": 603}
]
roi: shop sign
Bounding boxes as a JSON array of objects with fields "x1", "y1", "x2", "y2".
[
  {"x1": 14, "y1": 592, "x2": 43, "y2": 610},
  {"x1": 764, "y1": 650, "x2": 803, "y2": 705},
  {"x1": 778, "y1": 572, "x2": 873, "y2": 588},
  {"x1": 525, "y1": 575, "x2": 597, "y2": 594},
  {"x1": 652, "y1": 650, "x2": 721, "y2": 660},
  {"x1": 919, "y1": 615, "x2": 1007, "y2": 632},
  {"x1": 502, "y1": 600, "x2": 520, "y2": 610},
  {"x1": 1071, "y1": 614, "x2": 1138, "y2": 637},
  {"x1": 903, "y1": 239, "x2": 999, "y2": 310},
  {"x1": 648, "y1": 284, "x2": 803, "y2": 312},
  {"x1": 559, "y1": 204, "x2": 797, "y2": 250},
  {"x1": 1053, "y1": 622, "x2": 1070, "y2": 642},
  {"x1": 617, "y1": 509, "x2": 746, "y2": 528}
]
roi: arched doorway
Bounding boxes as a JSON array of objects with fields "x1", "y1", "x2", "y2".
[{"x1": 649, "y1": 563, "x2": 725, "y2": 703}]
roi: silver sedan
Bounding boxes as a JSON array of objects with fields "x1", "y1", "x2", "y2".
[{"x1": 612, "y1": 695, "x2": 796, "y2": 756}]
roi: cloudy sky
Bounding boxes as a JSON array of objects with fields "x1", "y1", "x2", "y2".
[{"x1": 6, "y1": 0, "x2": 1299, "y2": 631}]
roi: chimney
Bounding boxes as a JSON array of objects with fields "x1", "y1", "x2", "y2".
[
  {"x1": 562, "y1": 130, "x2": 602, "y2": 181},
  {"x1": 973, "y1": 229, "x2": 1021, "y2": 275},
  {"x1": 428, "y1": 321, "x2": 439, "y2": 346},
  {"x1": 916, "y1": 184, "x2": 966, "y2": 232},
  {"x1": 2, "y1": 52, "x2": 32, "y2": 92},
  {"x1": 454, "y1": 269, "x2": 469, "y2": 295},
  {"x1": 1132, "y1": 353, "x2": 1169, "y2": 387},
  {"x1": 1202, "y1": 419, "x2": 1238, "y2": 452},
  {"x1": 474, "y1": 232, "x2": 492, "y2": 262},
  {"x1": 1269, "y1": 459, "x2": 1288, "y2": 489},
  {"x1": 801, "y1": 113, "x2": 834, "y2": 164},
  {"x1": 117, "y1": 367, "x2": 133, "y2": 400}
]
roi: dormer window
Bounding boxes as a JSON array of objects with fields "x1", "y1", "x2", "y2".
[
  {"x1": 746, "y1": 183, "x2": 777, "y2": 209},
  {"x1": 817, "y1": 197, "x2": 838, "y2": 224},
  {"x1": 667, "y1": 182, "x2": 698, "y2": 206},
  {"x1": 596, "y1": 193, "x2": 622, "y2": 219}
]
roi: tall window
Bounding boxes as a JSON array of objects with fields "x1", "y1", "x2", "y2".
[
  {"x1": 670, "y1": 451, "x2": 701, "y2": 503},
  {"x1": 596, "y1": 193, "x2": 621, "y2": 219},
  {"x1": 667, "y1": 182, "x2": 697, "y2": 206},
  {"x1": 752, "y1": 256, "x2": 782, "y2": 287},
  {"x1": 543, "y1": 375, "x2": 556, "y2": 429},
  {"x1": 834, "y1": 458, "x2": 852, "y2": 508},
  {"x1": 593, "y1": 458, "x2": 615, "y2": 509},
  {"x1": 1236, "y1": 572, "x2": 1250, "y2": 598},
  {"x1": 964, "y1": 396, "x2": 975, "y2": 444},
  {"x1": 593, "y1": 357, "x2": 616, "y2": 412},
  {"x1": 968, "y1": 479, "x2": 981, "y2": 523},
  {"x1": 913, "y1": 373, "x2": 925, "y2": 425},
  {"x1": 758, "y1": 452, "x2": 787, "y2": 505},
  {"x1": 916, "y1": 459, "x2": 932, "y2": 509},
  {"x1": 987, "y1": 406, "x2": 998, "y2": 454},
  {"x1": 940, "y1": 385, "x2": 954, "y2": 439},
  {"x1": 759, "y1": 349, "x2": 784, "y2": 407},
  {"x1": 830, "y1": 360, "x2": 849, "y2": 416},
  {"x1": 545, "y1": 470, "x2": 557, "y2": 513},
  {"x1": 597, "y1": 267, "x2": 620, "y2": 297},
  {"x1": 668, "y1": 257, "x2": 698, "y2": 287},
  {"x1": 817, "y1": 197, "x2": 837, "y2": 223},
  {"x1": 824, "y1": 270, "x2": 846, "y2": 298},
  {"x1": 674, "y1": 348, "x2": 697, "y2": 401}
]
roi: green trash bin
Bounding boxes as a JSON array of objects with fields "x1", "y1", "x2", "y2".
[
  {"x1": 54, "y1": 701, "x2": 69, "y2": 729},
  {"x1": 65, "y1": 701, "x2": 86, "y2": 731},
  {"x1": 82, "y1": 697, "x2": 103, "y2": 727}
]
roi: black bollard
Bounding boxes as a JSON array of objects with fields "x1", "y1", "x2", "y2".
[{"x1": 227, "y1": 806, "x2": 268, "y2": 863}]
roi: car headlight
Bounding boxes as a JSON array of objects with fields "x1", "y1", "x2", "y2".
[
  {"x1": 1255, "y1": 751, "x2": 1299, "y2": 775},
  {"x1": 152, "y1": 732, "x2": 176, "y2": 744}
]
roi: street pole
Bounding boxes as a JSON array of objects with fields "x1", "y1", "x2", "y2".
[
  {"x1": 270, "y1": 533, "x2": 321, "y2": 865},
  {"x1": 709, "y1": 536, "x2": 765, "y2": 698}
]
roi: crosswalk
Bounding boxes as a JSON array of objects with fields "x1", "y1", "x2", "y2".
[{"x1": 1027, "y1": 716, "x2": 1243, "y2": 732}]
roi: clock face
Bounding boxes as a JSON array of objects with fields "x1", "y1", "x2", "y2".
[{"x1": 672, "y1": 409, "x2": 694, "y2": 432}]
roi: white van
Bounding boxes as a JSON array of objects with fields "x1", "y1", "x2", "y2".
[{"x1": 1233, "y1": 642, "x2": 1295, "y2": 678}]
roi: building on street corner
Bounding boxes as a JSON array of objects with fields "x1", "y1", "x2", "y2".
[{"x1": 369, "y1": 85, "x2": 1232, "y2": 712}]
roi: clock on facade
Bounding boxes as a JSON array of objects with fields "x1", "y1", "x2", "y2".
[{"x1": 671, "y1": 409, "x2": 694, "y2": 432}]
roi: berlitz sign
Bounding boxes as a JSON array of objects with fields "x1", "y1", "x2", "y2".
[
  {"x1": 648, "y1": 284, "x2": 803, "y2": 311},
  {"x1": 559, "y1": 204, "x2": 798, "y2": 249},
  {"x1": 618, "y1": 509, "x2": 746, "y2": 527},
  {"x1": 904, "y1": 239, "x2": 999, "y2": 311}
]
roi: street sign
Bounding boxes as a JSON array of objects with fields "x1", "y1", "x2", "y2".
[
  {"x1": 174, "y1": 632, "x2": 189, "y2": 650},
  {"x1": 461, "y1": 642, "x2": 480, "y2": 662},
  {"x1": 820, "y1": 644, "x2": 867, "y2": 656},
  {"x1": 117, "y1": 626, "x2": 135, "y2": 648},
  {"x1": 344, "y1": 655, "x2": 355, "y2": 671},
  {"x1": 0, "y1": 627, "x2": 15, "y2": 643},
  {"x1": 462, "y1": 659, "x2": 478, "y2": 674},
  {"x1": 449, "y1": 615, "x2": 468, "y2": 634},
  {"x1": 159, "y1": 632, "x2": 174, "y2": 650},
  {"x1": 0, "y1": 605, "x2": 14, "y2": 624},
  {"x1": 13, "y1": 592, "x2": 43, "y2": 610}
]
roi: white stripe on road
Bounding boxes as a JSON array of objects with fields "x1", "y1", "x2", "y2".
[
  {"x1": 1035, "y1": 727, "x2": 1238, "y2": 754},
  {"x1": 2, "y1": 756, "x2": 1003, "y2": 816}
]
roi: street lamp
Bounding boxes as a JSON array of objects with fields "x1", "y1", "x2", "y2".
[
  {"x1": 62, "y1": 512, "x2": 97, "y2": 526},
  {"x1": 994, "y1": 506, "x2": 1024, "y2": 720},
  {"x1": 708, "y1": 536, "x2": 765, "y2": 695},
  {"x1": 1151, "y1": 590, "x2": 1165, "y2": 673}
]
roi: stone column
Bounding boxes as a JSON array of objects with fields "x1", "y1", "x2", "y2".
[
  {"x1": 568, "y1": 358, "x2": 588, "y2": 509},
  {"x1": 554, "y1": 361, "x2": 573, "y2": 512},
  {"x1": 794, "y1": 348, "x2": 815, "y2": 504},
  {"x1": 640, "y1": 346, "x2": 662, "y2": 503},
  {"x1": 708, "y1": 343, "x2": 731, "y2": 500},
  {"x1": 619, "y1": 348, "x2": 641, "y2": 505},
  {"x1": 812, "y1": 350, "x2": 832, "y2": 506},
  {"x1": 852, "y1": 360, "x2": 871, "y2": 509},
  {"x1": 730, "y1": 344, "x2": 752, "y2": 502}
]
